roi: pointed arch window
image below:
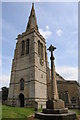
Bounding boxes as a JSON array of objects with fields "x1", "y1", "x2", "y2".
[
  {"x1": 59, "y1": 92, "x2": 61, "y2": 99},
  {"x1": 38, "y1": 41, "x2": 43, "y2": 59},
  {"x1": 38, "y1": 41, "x2": 40, "y2": 55},
  {"x1": 41, "y1": 43, "x2": 43, "y2": 59},
  {"x1": 64, "y1": 91, "x2": 69, "y2": 103},
  {"x1": 71, "y1": 97, "x2": 76, "y2": 103},
  {"x1": 26, "y1": 39, "x2": 29, "y2": 54},
  {"x1": 20, "y1": 79, "x2": 24, "y2": 90},
  {"x1": 45, "y1": 46, "x2": 47, "y2": 61},
  {"x1": 21, "y1": 41, "x2": 25, "y2": 56}
]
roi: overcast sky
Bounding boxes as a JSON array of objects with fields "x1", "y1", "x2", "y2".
[{"x1": 1, "y1": 2, "x2": 78, "y2": 89}]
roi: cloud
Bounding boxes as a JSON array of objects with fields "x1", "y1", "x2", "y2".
[
  {"x1": 56, "y1": 66, "x2": 78, "y2": 81},
  {"x1": 2, "y1": 19, "x2": 18, "y2": 40},
  {"x1": 0, "y1": 57, "x2": 2, "y2": 67},
  {"x1": 2, "y1": 55, "x2": 12, "y2": 62},
  {"x1": 0, "y1": 75, "x2": 10, "y2": 89},
  {"x1": 1, "y1": 0, "x2": 79, "y2": 2},
  {"x1": 56, "y1": 29, "x2": 63, "y2": 37},
  {"x1": 0, "y1": 56, "x2": 12, "y2": 90},
  {"x1": 46, "y1": 25, "x2": 49, "y2": 30},
  {"x1": 39, "y1": 25, "x2": 52, "y2": 39}
]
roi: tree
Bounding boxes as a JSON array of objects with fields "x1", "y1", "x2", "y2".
[{"x1": 2, "y1": 87, "x2": 9, "y2": 102}]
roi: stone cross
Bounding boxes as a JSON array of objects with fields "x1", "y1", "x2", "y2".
[{"x1": 47, "y1": 45, "x2": 59, "y2": 100}]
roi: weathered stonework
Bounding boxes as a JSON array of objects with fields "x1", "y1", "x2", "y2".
[
  {"x1": 57, "y1": 80, "x2": 80, "y2": 108},
  {"x1": 8, "y1": 4, "x2": 47, "y2": 109},
  {"x1": 7, "y1": 3, "x2": 80, "y2": 110}
]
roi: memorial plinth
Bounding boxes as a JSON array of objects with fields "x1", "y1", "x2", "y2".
[
  {"x1": 35, "y1": 111, "x2": 76, "y2": 120},
  {"x1": 46, "y1": 99, "x2": 65, "y2": 109},
  {"x1": 35, "y1": 45, "x2": 76, "y2": 120}
]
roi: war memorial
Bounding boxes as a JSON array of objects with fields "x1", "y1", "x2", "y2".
[{"x1": 35, "y1": 45, "x2": 76, "y2": 119}]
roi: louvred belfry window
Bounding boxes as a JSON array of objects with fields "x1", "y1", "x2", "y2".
[
  {"x1": 38, "y1": 41, "x2": 40, "y2": 55},
  {"x1": 21, "y1": 41, "x2": 25, "y2": 56},
  {"x1": 45, "y1": 46, "x2": 47, "y2": 61},
  {"x1": 26, "y1": 39, "x2": 29, "y2": 54},
  {"x1": 41, "y1": 43, "x2": 43, "y2": 59}
]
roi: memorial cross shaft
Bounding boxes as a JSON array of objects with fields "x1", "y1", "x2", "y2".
[{"x1": 47, "y1": 45, "x2": 58, "y2": 100}]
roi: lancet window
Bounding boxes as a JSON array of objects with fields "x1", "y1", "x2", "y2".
[
  {"x1": 65, "y1": 91, "x2": 69, "y2": 103},
  {"x1": 26, "y1": 39, "x2": 29, "y2": 54},
  {"x1": 21, "y1": 41, "x2": 25, "y2": 56},
  {"x1": 38, "y1": 40, "x2": 43, "y2": 60},
  {"x1": 45, "y1": 46, "x2": 47, "y2": 61},
  {"x1": 38, "y1": 41, "x2": 40, "y2": 55},
  {"x1": 41, "y1": 43, "x2": 43, "y2": 59},
  {"x1": 20, "y1": 79, "x2": 24, "y2": 90}
]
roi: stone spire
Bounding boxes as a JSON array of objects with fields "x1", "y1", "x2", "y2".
[{"x1": 26, "y1": 3, "x2": 38, "y2": 31}]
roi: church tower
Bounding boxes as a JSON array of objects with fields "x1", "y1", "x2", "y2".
[{"x1": 8, "y1": 3, "x2": 48, "y2": 108}]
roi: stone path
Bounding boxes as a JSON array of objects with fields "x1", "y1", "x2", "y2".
[
  {"x1": 78, "y1": 115, "x2": 80, "y2": 120},
  {"x1": 27, "y1": 115, "x2": 39, "y2": 120},
  {"x1": 27, "y1": 115, "x2": 80, "y2": 120}
]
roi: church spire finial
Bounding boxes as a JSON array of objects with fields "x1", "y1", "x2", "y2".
[
  {"x1": 32, "y1": 3, "x2": 34, "y2": 8},
  {"x1": 26, "y1": 3, "x2": 38, "y2": 31}
]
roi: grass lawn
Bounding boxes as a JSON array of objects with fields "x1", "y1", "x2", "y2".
[
  {"x1": 2, "y1": 105, "x2": 35, "y2": 119},
  {"x1": 2, "y1": 105, "x2": 80, "y2": 119},
  {"x1": 69, "y1": 109, "x2": 80, "y2": 120},
  {"x1": 69, "y1": 109, "x2": 80, "y2": 116}
]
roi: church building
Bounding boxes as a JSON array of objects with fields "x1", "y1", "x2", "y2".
[
  {"x1": 8, "y1": 3, "x2": 80, "y2": 109},
  {"x1": 8, "y1": 3, "x2": 48, "y2": 108}
]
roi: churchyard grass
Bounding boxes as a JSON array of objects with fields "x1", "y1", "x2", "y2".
[
  {"x1": 69, "y1": 109, "x2": 80, "y2": 116},
  {"x1": 2, "y1": 105, "x2": 80, "y2": 119},
  {"x1": 2, "y1": 105, "x2": 35, "y2": 119},
  {"x1": 69, "y1": 109, "x2": 80, "y2": 120}
]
